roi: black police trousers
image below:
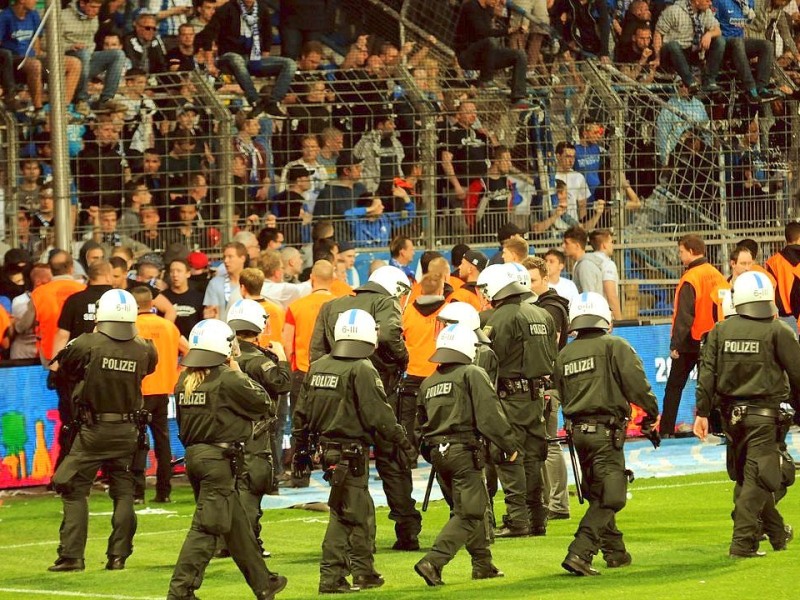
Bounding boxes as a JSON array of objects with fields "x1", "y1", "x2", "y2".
[
  {"x1": 726, "y1": 414, "x2": 785, "y2": 554},
  {"x1": 568, "y1": 424, "x2": 628, "y2": 563}
]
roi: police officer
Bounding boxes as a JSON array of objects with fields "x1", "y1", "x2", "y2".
[
  {"x1": 226, "y1": 299, "x2": 291, "y2": 557},
  {"x1": 294, "y1": 309, "x2": 417, "y2": 594},
  {"x1": 48, "y1": 289, "x2": 158, "y2": 572},
  {"x1": 556, "y1": 292, "x2": 660, "y2": 576},
  {"x1": 694, "y1": 272, "x2": 800, "y2": 558},
  {"x1": 414, "y1": 324, "x2": 520, "y2": 586},
  {"x1": 167, "y1": 320, "x2": 287, "y2": 600},
  {"x1": 479, "y1": 264, "x2": 556, "y2": 538},
  {"x1": 310, "y1": 265, "x2": 422, "y2": 550}
]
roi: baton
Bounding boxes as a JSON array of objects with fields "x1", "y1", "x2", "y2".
[
  {"x1": 547, "y1": 435, "x2": 584, "y2": 505},
  {"x1": 422, "y1": 466, "x2": 437, "y2": 512}
]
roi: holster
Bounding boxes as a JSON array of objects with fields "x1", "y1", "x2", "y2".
[
  {"x1": 327, "y1": 464, "x2": 348, "y2": 513},
  {"x1": 132, "y1": 410, "x2": 151, "y2": 473},
  {"x1": 224, "y1": 442, "x2": 246, "y2": 481}
]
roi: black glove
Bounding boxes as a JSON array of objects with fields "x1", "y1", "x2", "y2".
[
  {"x1": 419, "y1": 440, "x2": 433, "y2": 464},
  {"x1": 398, "y1": 437, "x2": 418, "y2": 465},
  {"x1": 292, "y1": 447, "x2": 313, "y2": 480},
  {"x1": 640, "y1": 420, "x2": 661, "y2": 449},
  {"x1": 46, "y1": 370, "x2": 58, "y2": 391}
]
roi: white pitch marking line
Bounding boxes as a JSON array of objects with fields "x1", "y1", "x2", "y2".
[{"x1": 0, "y1": 588, "x2": 162, "y2": 600}]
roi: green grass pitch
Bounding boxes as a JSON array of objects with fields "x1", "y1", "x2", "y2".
[{"x1": 0, "y1": 472, "x2": 798, "y2": 599}]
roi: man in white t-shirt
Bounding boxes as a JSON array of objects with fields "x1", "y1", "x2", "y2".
[
  {"x1": 589, "y1": 228, "x2": 622, "y2": 320},
  {"x1": 554, "y1": 142, "x2": 590, "y2": 228},
  {"x1": 544, "y1": 248, "x2": 579, "y2": 304}
]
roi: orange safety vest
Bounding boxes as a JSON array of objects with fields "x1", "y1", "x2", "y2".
[
  {"x1": 285, "y1": 290, "x2": 335, "y2": 371},
  {"x1": 330, "y1": 279, "x2": 354, "y2": 298},
  {"x1": 31, "y1": 278, "x2": 86, "y2": 361},
  {"x1": 709, "y1": 280, "x2": 732, "y2": 322},
  {"x1": 672, "y1": 262, "x2": 727, "y2": 341},
  {"x1": 448, "y1": 283, "x2": 484, "y2": 312},
  {"x1": 136, "y1": 312, "x2": 181, "y2": 395},
  {"x1": 402, "y1": 300, "x2": 446, "y2": 378},
  {"x1": 0, "y1": 304, "x2": 10, "y2": 350},
  {"x1": 764, "y1": 252, "x2": 800, "y2": 317},
  {"x1": 256, "y1": 297, "x2": 286, "y2": 348}
]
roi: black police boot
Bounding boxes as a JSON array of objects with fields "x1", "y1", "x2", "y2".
[
  {"x1": 318, "y1": 578, "x2": 360, "y2": 594},
  {"x1": 728, "y1": 546, "x2": 766, "y2": 558},
  {"x1": 391, "y1": 537, "x2": 420, "y2": 551},
  {"x1": 562, "y1": 553, "x2": 600, "y2": 576},
  {"x1": 352, "y1": 573, "x2": 385, "y2": 589},
  {"x1": 105, "y1": 555, "x2": 126, "y2": 570},
  {"x1": 47, "y1": 557, "x2": 85, "y2": 572},
  {"x1": 258, "y1": 574, "x2": 287, "y2": 599},
  {"x1": 772, "y1": 525, "x2": 793, "y2": 551},
  {"x1": 472, "y1": 564, "x2": 504, "y2": 580},
  {"x1": 414, "y1": 559, "x2": 444, "y2": 586},
  {"x1": 493, "y1": 525, "x2": 530, "y2": 538},
  {"x1": 605, "y1": 551, "x2": 632, "y2": 568},
  {"x1": 530, "y1": 524, "x2": 547, "y2": 536}
]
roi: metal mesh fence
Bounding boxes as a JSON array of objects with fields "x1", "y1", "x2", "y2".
[{"x1": 1, "y1": 0, "x2": 798, "y2": 320}]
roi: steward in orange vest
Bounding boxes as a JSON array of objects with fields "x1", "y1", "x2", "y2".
[
  {"x1": 765, "y1": 222, "x2": 800, "y2": 319},
  {"x1": 131, "y1": 286, "x2": 185, "y2": 503}
]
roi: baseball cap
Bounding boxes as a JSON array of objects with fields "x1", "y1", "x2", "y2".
[
  {"x1": 497, "y1": 222, "x2": 526, "y2": 243},
  {"x1": 287, "y1": 164, "x2": 313, "y2": 182},
  {"x1": 187, "y1": 251, "x2": 209, "y2": 270},
  {"x1": 177, "y1": 103, "x2": 198, "y2": 115},
  {"x1": 462, "y1": 250, "x2": 487, "y2": 272}
]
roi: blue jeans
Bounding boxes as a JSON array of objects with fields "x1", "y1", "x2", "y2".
[
  {"x1": 66, "y1": 48, "x2": 126, "y2": 103},
  {"x1": 218, "y1": 52, "x2": 297, "y2": 105},
  {"x1": 726, "y1": 37, "x2": 773, "y2": 90},
  {"x1": 661, "y1": 38, "x2": 725, "y2": 86}
]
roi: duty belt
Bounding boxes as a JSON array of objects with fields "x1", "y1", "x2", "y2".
[
  {"x1": 498, "y1": 378, "x2": 530, "y2": 394},
  {"x1": 425, "y1": 432, "x2": 480, "y2": 446},
  {"x1": 320, "y1": 438, "x2": 368, "y2": 451},
  {"x1": 95, "y1": 413, "x2": 135, "y2": 423},
  {"x1": 211, "y1": 442, "x2": 234, "y2": 449},
  {"x1": 730, "y1": 405, "x2": 780, "y2": 424},
  {"x1": 566, "y1": 415, "x2": 619, "y2": 433}
]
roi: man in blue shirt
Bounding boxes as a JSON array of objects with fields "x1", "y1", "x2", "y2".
[
  {"x1": 345, "y1": 193, "x2": 416, "y2": 248},
  {"x1": 713, "y1": 0, "x2": 779, "y2": 101},
  {"x1": 574, "y1": 121, "x2": 604, "y2": 201}
]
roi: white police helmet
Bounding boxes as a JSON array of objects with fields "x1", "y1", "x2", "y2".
[
  {"x1": 332, "y1": 309, "x2": 378, "y2": 358},
  {"x1": 368, "y1": 265, "x2": 411, "y2": 297},
  {"x1": 95, "y1": 289, "x2": 138, "y2": 340},
  {"x1": 506, "y1": 262, "x2": 532, "y2": 290},
  {"x1": 182, "y1": 319, "x2": 235, "y2": 367},
  {"x1": 476, "y1": 264, "x2": 530, "y2": 301},
  {"x1": 568, "y1": 292, "x2": 612, "y2": 332},
  {"x1": 437, "y1": 301, "x2": 490, "y2": 343},
  {"x1": 733, "y1": 271, "x2": 777, "y2": 318},
  {"x1": 227, "y1": 298, "x2": 268, "y2": 334},
  {"x1": 430, "y1": 323, "x2": 478, "y2": 364}
]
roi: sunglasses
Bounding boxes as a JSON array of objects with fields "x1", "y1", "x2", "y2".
[{"x1": 139, "y1": 25, "x2": 157, "y2": 31}]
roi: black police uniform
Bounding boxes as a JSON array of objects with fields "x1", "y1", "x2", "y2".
[
  {"x1": 293, "y1": 353, "x2": 414, "y2": 592},
  {"x1": 168, "y1": 365, "x2": 286, "y2": 600},
  {"x1": 696, "y1": 314, "x2": 800, "y2": 556},
  {"x1": 310, "y1": 283, "x2": 421, "y2": 548},
  {"x1": 230, "y1": 339, "x2": 291, "y2": 553},
  {"x1": 416, "y1": 360, "x2": 519, "y2": 583},
  {"x1": 483, "y1": 295, "x2": 556, "y2": 535},
  {"x1": 556, "y1": 329, "x2": 659, "y2": 572},
  {"x1": 51, "y1": 331, "x2": 157, "y2": 569}
]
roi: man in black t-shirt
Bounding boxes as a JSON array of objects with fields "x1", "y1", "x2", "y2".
[{"x1": 161, "y1": 259, "x2": 204, "y2": 338}]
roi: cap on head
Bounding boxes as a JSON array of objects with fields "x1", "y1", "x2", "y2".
[
  {"x1": 437, "y1": 301, "x2": 490, "y2": 343},
  {"x1": 477, "y1": 264, "x2": 530, "y2": 301},
  {"x1": 368, "y1": 265, "x2": 411, "y2": 297},
  {"x1": 462, "y1": 250, "x2": 488, "y2": 272},
  {"x1": 95, "y1": 289, "x2": 138, "y2": 340},
  {"x1": 568, "y1": 292, "x2": 612, "y2": 332},
  {"x1": 182, "y1": 319, "x2": 235, "y2": 367},
  {"x1": 332, "y1": 309, "x2": 378, "y2": 358},
  {"x1": 733, "y1": 271, "x2": 777, "y2": 318},
  {"x1": 227, "y1": 298, "x2": 268, "y2": 334},
  {"x1": 430, "y1": 323, "x2": 477, "y2": 364}
]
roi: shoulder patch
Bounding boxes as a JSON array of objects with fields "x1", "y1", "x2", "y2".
[{"x1": 375, "y1": 377, "x2": 385, "y2": 392}]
